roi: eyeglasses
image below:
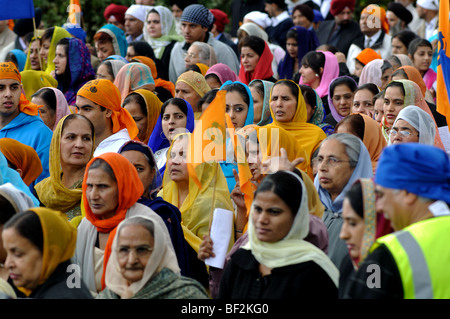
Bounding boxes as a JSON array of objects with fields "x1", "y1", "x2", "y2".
[
  {"x1": 389, "y1": 129, "x2": 418, "y2": 138},
  {"x1": 184, "y1": 52, "x2": 197, "y2": 59},
  {"x1": 315, "y1": 156, "x2": 353, "y2": 167},
  {"x1": 117, "y1": 245, "x2": 153, "y2": 258}
]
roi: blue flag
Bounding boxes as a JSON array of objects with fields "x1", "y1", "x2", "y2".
[{"x1": 0, "y1": 0, "x2": 35, "y2": 20}]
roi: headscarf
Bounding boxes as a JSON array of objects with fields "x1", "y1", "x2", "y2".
[
  {"x1": 299, "y1": 50, "x2": 339, "y2": 99},
  {"x1": 0, "y1": 182, "x2": 35, "y2": 214},
  {"x1": 8, "y1": 49, "x2": 26, "y2": 71},
  {"x1": 162, "y1": 133, "x2": 235, "y2": 253},
  {"x1": 205, "y1": 63, "x2": 239, "y2": 87},
  {"x1": 358, "y1": 59, "x2": 383, "y2": 88},
  {"x1": 267, "y1": 80, "x2": 327, "y2": 163},
  {"x1": 105, "y1": 60, "x2": 127, "y2": 80},
  {"x1": 143, "y1": 5, "x2": 184, "y2": 59},
  {"x1": 34, "y1": 87, "x2": 71, "y2": 131},
  {"x1": 176, "y1": 71, "x2": 211, "y2": 99},
  {"x1": 375, "y1": 143, "x2": 450, "y2": 203},
  {"x1": 249, "y1": 79, "x2": 273, "y2": 126},
  {"x1": 355, "y1": 48, "x2": 382, "y2": 67},
  {"x1": 0, "y1": 150, "x2": 39, "y2": 207},
  {"x1": 397, "y1": 65, "x2": 427, "y2": 97},
  {"x1": 238, "y1": 39, "x2": 274, "y2": 85},
  {"x1": 329, "y1": 0, "x2": 355, "y2": 16},
  {"x1": 361, "y1": 4, "x2": 389, "y2": 34},
  {"x1": 20, "y1": 70, "x2": 58, "y2": 100},
  {"x1": 0, "y1": 62, "x2": 41, "y2": 116},
  {"x1": 96, "y1": 24, "x2": 128, "y2": 57},
  {"x1": 113, "y1": 62, "x2": 156, "y2": 103},
  {"x1": 42, "y1": 26, "x2": 73, "y2": 74},
  {"x1": 314, "y1": 135, "x2": 374, "y2": 214},
  {"x1": 383, "y1": 79, "x2": 444, "y2": 149},
  {"x1": 104, "y1": 214, "x2": 180, "y2": 299},
  {"x1": 56, "y1": 37, "x2": 96, "y2": 106},
  {"x1": 242, "y1": 170, "x2": 339, "y2": 287},
  {"x1": 327, "y1": 75, "x2": 358, "y2": 123},
  {"x1": 16, "y1": 207, "x2": 77, "y2": 297},
  {"x1": 392, "y1": 54, "x2": 413, "y2": 67},
  {"x1": 238, "y1": 22, "x2": 269, "y2": 42},
  {"x1": 23, "y1": 32, "x2": 45, "y2": 71},
  {"x1": 104, "y1": 55, "x2": 129, "y2": 64},
  {"x1": 77, "y1": 79, "x2": 139, "y2": 139},
  {"x1": 131, "y1": 56, "x2": 175, "y2": 97},
  {"x1": 124, "y1": 89, "x2": 162, "y2": 144},
  {"x1": 195, "y1": 63, "x2": 209, "y2": 76},
  {"x1": 34, "y1": 115, "x2": 94, "y2": 216},
  {"x1": 82, "y1": 152, "x2": 145, "y2": 288},
  {"x1": 0, "y1": 138, "x2": 42, "y2": 187},
  {"x1": 423, "y1": 68, "x2": 436, "y2": 90},
  {"x1": 277, "y1": 26, "x2": 319, "y2": 80},
  {"x1": 307, "y1": 87, "x2": 334, "y2": 136},
  {"x1": 358, "y1": 113, "x2": 387, "y2": 174},
  {"x1": 103, "y1": 3, "x2": 128, "y2": 26},
  {"x1": 220, "y1": 80, "x2": 255, "y2": 128},
  {"x1": 390, "y1": 105, "x2": 436, "y2": 146}
]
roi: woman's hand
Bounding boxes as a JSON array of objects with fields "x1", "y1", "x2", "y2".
[
  {"x1": 260, "y1": 148, "x2": 304, "y2": 174},
  {"x1": 230, "y1": 169, "x2": 246, "y2": 210},
  {"x1": 198, "y1": 234, "x2": 215, "y2": 262}
]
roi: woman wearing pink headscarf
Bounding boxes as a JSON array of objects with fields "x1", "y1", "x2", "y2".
[
  {"x1": 204, "y1": 63, "x2": 239, "y2": 89},
  {"x1": 31, "y1": 87, "x2": 71, "y2": 131}
]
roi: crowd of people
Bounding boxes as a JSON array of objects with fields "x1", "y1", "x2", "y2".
[{"x1": 0, "y1": 0, "x2": 449, "y2": 301}]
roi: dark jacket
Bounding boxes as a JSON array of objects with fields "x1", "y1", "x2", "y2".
[
  {"x1": 265, "y1": 17, "x2": 294, "y2": 51},
  {"x1": 218, "y1": 248, "x2": 338, "y2": 299},
  {"x1": 316, "y1": 20, "x2": 364, "y2": 56}
]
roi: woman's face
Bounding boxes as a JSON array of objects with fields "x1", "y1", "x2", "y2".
[
  {"x1": 167, "y1": 137, "x2": 189, "y2": 185},
  {"x1": 161, "y1": 103, "x2": 188, "y2": 143},
  {"x1": 125, "y1": 45, "x2": 136, "y2": 62},
  {"x1": 146, "y1": 12, "x2": 162, "y2": 38},
  {"x1": 117, "y1": 224, "x2": 154, "y2": 284},
  {"x1": 380, "y1": 68, "x2": 393, "y2": 90},
  {"x1": 121, "y1": 150, "x2": 155, "y2": 195},
  {"x1": 240, "y1": 46, "x2": 260, "y2": 74},
  {"x1": 53, "y1": 44, "x2": 67, "y2": 76},
  {"x1": 316, "y1": 139, "x2": 355, "y2": 200},
  {"x1": 389, "y1": 119, "x2": 420, "y2": 144},
  {"x1": 250, "y1": 86, "x2": 263, "y2": 124},
  {"x1": 205, "y1": 75, "x2": 221, "y2": 89},
  {"x1": 175, "y1": 82, "x2": 201, "y2": 110},
  {"x1": 2, "y1": 227, "x2": 43, "y2": 292},
  {"x1": 270, "y1": 83, "x2": 297, "y2": 122},
  {"x1": 411, "y1": 45, "x2": 433, "y2": 74},
  {"x1": 124, "y1": 100, "x2": 148, "y2": 142},
  {"x1": 340, "y1": 197, "x2": 365, "y2": 260},
  {"x1": 96, "y1": 63, "x2": 114, "y2": 82},
  {"x1": 225, "y1": 91, "x2": 249, "y2": 129},
  {"x1": 85, "y1": 167, "x2": 119, "y2": 219},
  {"x1": 286, "y1": 37, "x2": 298, "y2": 59},
  {"x1": 184, "y1": 45, "x2": 201, "y2": 68},
  {"x1": 246, "y1": 139, "x2": 262, "y2": 183},
  {"x1": 305, "y1": 101, "x2": 315, "y2": 122},
  {"x1": 373, "y1": 98, "x2": 384, "y2": 124},
  {"x1": 299, "y1": 64, "x2": 319, "y2": 87},
  {"x1": 332, "y1": 84, "x2": 354, "y2": 117},
  {"x1": 60, "y1": 118, "x2": 94, "y2": 168},
  {"x1": 251, "y1": 190, "x2": 295, "y2": 243},
  {"x1": 352, "y1": 89, "x2": 375, "y2": 117},
  {"x1": 29, "y1": 40, "x2": 42, "y2": 70},
  {"x1": 95, "y1": 40, "x2": 115, "y2": 62},
  {"x1": 353, "y1": 61, "x2": 364, "y2": 78},
  {"x1": 391, "y1": 37, "x2": 408, "y2": 55},
  {"x1": 383, "y1": 85, "x2": 405, "y2": 126},
  {"x1": 39, "y1": 38, "x2": 51, "y2": 64},
  {"x1": 32, "y1": 96, "x2": 55, "y2": 130}
]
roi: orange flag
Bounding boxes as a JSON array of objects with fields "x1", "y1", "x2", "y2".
[
  {"x1": 68, "y1": 0, "x2": 82, "y2": 25},
  {"x1": 437, "y1": 0, "x2": 450, "y2": 130},
  {"x1": 187, "y1": 90, "x2": 227, "y2": 188}
]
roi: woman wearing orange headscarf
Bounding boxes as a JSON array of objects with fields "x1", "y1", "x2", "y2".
[{"x1": 74, "y1": 152, "x2": 162, "y2": 295}]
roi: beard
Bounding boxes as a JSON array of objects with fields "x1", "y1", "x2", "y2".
[{"x1": 389, "y1": 21, "x2": 405, "y2": 36}]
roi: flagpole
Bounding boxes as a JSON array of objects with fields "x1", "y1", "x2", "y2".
[
  {"x1": 31, "y1": 17, "x2": 43, "y2": 71},
  {"x1": 208, "y1": 161, "x2": 219, "y2": 234}
]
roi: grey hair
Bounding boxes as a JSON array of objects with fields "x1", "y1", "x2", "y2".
[
  {"x1": 118, "y1": 216, "x2": 155, "y2": 237},
  {"x1": 323, "y1": 133, "x2": 361, "y2": 168},
  {"x1": 191, "y1": 41, "x2": 218, "y2": 66}
]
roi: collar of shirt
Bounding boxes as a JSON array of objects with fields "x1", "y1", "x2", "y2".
[
  {"x1": 270, "y1": 10, "x2": 290, "y2": 27},
  {"x1": 364, "y1": 29, "x2": 382, "y2": 47}
]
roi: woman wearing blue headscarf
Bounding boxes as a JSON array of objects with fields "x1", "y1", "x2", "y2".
[
  {"x1": 94, "y1": 24, "x2": 128, "y2": 61},
  {"x1": 219, "y1": 80, "x2": 255, "y2": 193},
  {"x1": 147, "y1": 97, "x2": 195, "y2": 183},
  {"x1": 314, "y1": 133, "x2": 373, "y2": 269}
]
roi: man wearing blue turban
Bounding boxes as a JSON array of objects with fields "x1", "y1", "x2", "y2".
[{"x1": 344, "y1": 143, "x2": 450, "y2": 299}]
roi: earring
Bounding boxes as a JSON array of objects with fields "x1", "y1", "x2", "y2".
[{"x1": 315, "y1": 74, "x2": 319, "y2": 77}]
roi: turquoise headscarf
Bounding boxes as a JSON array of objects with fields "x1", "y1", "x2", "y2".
[
  {"x1": 96, "y1": 24, "x2": 128, "y2": 57},
  {"x1": 249, "y1": 79, "x2": 273, "y2": 126}
]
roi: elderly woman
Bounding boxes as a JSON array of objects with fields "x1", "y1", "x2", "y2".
[
  {"x1": 175, "y1": 71, "x2": 211, "y2": 118},
  {"x1": 184, "y1": 41, "x2": 218, "y2": 70},
  {"x1": 388, "y1": 105, "x2": 436, "y2": 146},
  {"x1": 2, "y1": 208, "x2": 92, "y2": 298},
  {"x1": 34, "y1": 114, "x2": 94, "y2": 225},
  {"x1": 314, "y1": 133, "x2": 374, "y2": 269},
  {"x1": 96, "y1": 215, "x2": 208, "y2": 299},
  {"x1": 74, "y1": 152, "x2": 163, "y2": 296}
]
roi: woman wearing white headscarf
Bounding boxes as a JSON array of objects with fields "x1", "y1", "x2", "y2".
[
  {"x1": 96, "y1": 214, "x2": 209, "y2": 299},
  {"x1": 388, "y1": 105, "x2": 436, "y2": 146}
]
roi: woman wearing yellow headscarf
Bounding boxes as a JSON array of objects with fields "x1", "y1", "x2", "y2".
[
  {"x1": 34, "y1": 114, "x2": 94, "y2": 226},
  {"x1": 266, "y1": 79, "x2": 327, "y2": 172},
  {"x1": 175, "y1": 70, "x2": 211, "y2": 118},
  {"x1": 122, "y1": 89, "x2": 162, "y2": 144},
  {"x1": 20, "y1": 70, "x2": 58, "y2": 100},
  {"x1": 39, "y1": 26, "x2": 73, "y2": 75},
  {"x1": 1, "y1": 207, "x2": 93, "y2": 298}
]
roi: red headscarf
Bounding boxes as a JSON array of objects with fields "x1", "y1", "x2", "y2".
[{"x1": 239, "y1": 40, "x2": 274, "y2": 85}]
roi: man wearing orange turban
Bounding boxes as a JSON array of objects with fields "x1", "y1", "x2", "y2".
[
  {"x1": 346, "y1": 4, "x2": 392, "y2": 75},
  {"x1": 75, "y1": 79, "x2": 139, "y2": 157},
  {"x1": 0, "y1": 62, "x2": 52, "y2": 186}
]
